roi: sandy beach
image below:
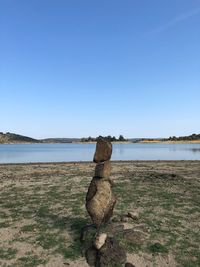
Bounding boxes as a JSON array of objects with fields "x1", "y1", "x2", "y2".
[{"x1": 0, "y1": 161, "x2": 200, "y2": 267}]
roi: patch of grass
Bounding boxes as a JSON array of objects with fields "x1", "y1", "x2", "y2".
[
  {"x1": 0, "y1": 221, "x2": 10, "y2": 228},
  {"x1": 17, "y1": 254, "x2": 47, "y2": 267},
  {"x1": 69, "y1": 217, "x2": 88, "y2": 234},
  {"x1": 177, "y1": 250, "x2": 200, "y2": 267},
  {"x1": 71, "y1": 203, "x2": 83, "y2": 215},
  {"x1": 36, "y1": 205, "x2": 50, "y2": 218},
  {"x1": 35, "y1": 217, "x2": 86, "y2": 258},
  {"x1": 58, "y1": 243, "x2": 82, "y2": 260},
  {"x1": 176, "y1": 235, "x2": 200, "y2": 267},
  {"x1": 56, "y1": 217, "x2": 88, "y2": 259},
  {"x1": 52, "y1": 216, "x2": 68, "y2": 230},
  {"x1": 0, "y1": 247, "x2": 18, "y2": 260},
  {"x1": 148, "y1": 242, "x2": 169, "y2": 254},
  {"x1": 122, "y1": 239, "x2": 142, "y2": 253},
  {"x1": 3, "y1": 201, "x2": 19, "y2": 209},
  {"x1": 0, "y1": 211, "x2": 8, "y2": 219},
  {"x1": 165, "y1": 232, "x2": 177, "y2": 247},
  {"x1": 20, "y1": 224, "x2": 37, "y2": 232},
  {"x1": 36, "y1": 232, "x2": 62, "y2": 249},
  {"x1": 32, "y1": 185, "x2": 42, "y2": 192}
]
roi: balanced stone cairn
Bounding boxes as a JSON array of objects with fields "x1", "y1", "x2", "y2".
[
  {"x1": 82, "y1": 138, "x2": 148, "y2": 266},
  {"x1": 86, "y1": 137, "x2": 116, "y2": 228}
]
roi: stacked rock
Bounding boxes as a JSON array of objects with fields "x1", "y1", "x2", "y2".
[{"x1": 86, "y1": 137, "x2": 116, "y2": 228}]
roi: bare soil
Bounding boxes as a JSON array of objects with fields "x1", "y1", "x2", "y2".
[{"x1": 0, "y1": 161, "x2": 200, "y2": 267}]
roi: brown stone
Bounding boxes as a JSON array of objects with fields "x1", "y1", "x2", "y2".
[
  {"x1": 94, "y1": 233, "x2": 107, "y2": 250},
  {"x1": 127, "y1": 211, "x2": 139, "y2": 220},
  {"x1": 97, "y1": 237, "x2": 127, "y2": 267},
  {"x1": 123, "y1": 229, "x2": 147, "y2": 244},
  {"x1": 94, "y1": 161, "x2": 111, "y2": 178},
  {"x1": 93, "y1": 138, "x2": 112, "y2": 163},
  {"x1": 125, "y1": 263, "x2": 136, "y2": 267},
  {"x1": 85, "y1": 246, "x2": 98, "y2": 266},
  {"x1": 86, "y1": 177, "x2": 116, "y2": 227}
]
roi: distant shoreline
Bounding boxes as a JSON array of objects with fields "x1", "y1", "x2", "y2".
[
  {"x1": 0, "y1": 159, "x2": 200, "y2": 166},
  {"x1": 1, "y1": 132, "x2": 200, "y2": 144},
  {"x1": 139, "y1": 140, "x2": 200, "y2": 144}
]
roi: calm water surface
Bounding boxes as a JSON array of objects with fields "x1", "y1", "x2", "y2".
[{"x1": 0, "y1": 143, "x2": 200, "y2": 163}]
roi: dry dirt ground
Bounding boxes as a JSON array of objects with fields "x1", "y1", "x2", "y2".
[{"x1": 0, "y1": 161, "x2": 200, "y2": 267}]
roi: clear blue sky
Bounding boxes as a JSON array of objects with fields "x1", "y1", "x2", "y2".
[{"x1": 0, "y1": 0, "x2": 200, "y2": 138}]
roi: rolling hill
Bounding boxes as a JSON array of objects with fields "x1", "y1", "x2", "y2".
[{"x1": 0, "y1": 132, "x2": 39, "y2": 144}]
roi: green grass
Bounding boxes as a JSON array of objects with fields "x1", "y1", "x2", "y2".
[
  {"x1": 0, "y1": 247, "x2": 18, "y2": 260},
  {"x1": 17, "y1": 254, "x2": 47, "y2": 267},
  {"x1": 148, "y1": 242, "x2": 169, "y2": 254},
  {"x1": 0, "y1": 162, "x2": 200, "y2": 266},
  {"x1": 112, "y1": 170, "x2": 200, "y2": 265},
  {"x1": 0, "y1": 221, "x2": 10, "y2": 228},
  {"x1": 20, "y1": 224, "x2": 37, "y2": 232},
  {"x1": 36, "y1": 232, "x2": 64, "y2": 249},
  {"x1": 57, "y1": 242, "x2": 82, "y2": 260}
]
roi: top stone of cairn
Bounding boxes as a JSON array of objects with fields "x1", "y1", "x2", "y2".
[{"x1": 93, "y1": 137, "x2": 112, "y2": 163}]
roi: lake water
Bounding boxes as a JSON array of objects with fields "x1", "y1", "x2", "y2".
[{"x1": 0, "y1": 143, "x2": 200, "y2": 163}]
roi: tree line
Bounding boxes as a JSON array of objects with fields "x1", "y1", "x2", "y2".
[
  {"x1": 167, "y1": 133, "x2": 200, "y2": 141},
  {"x1": 81, "y1": 135, "x2": 127, "y2": 142}
]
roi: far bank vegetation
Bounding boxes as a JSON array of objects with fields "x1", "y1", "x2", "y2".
[{"x1": 81, "y1": 135, "x2": 127, "y2": 142}]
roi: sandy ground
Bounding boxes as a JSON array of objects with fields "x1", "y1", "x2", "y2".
[{"x1": 0, "y1": 161, "x2": 200, "y2": 267}]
